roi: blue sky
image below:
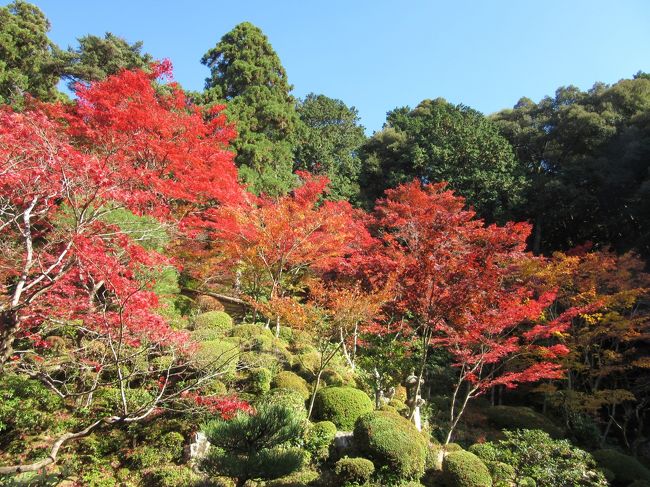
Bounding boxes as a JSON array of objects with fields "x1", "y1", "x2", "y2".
[{"x1": 20, "y1": 0, "x2": 650, "y2": 133}]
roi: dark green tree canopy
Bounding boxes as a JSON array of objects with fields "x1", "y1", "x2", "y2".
[
  {"x1": 0, "y1": 0, "x2": 63, "y2": 104},
  {"x1": 360, "y1": 97, "x2": 526, "y2": 222},
  {"x1": 201, "y1": 22, "x2": 300, "y2": 196},
  {"x1": 492, "y1": 77, "x2": 650, "y2": 256},
  {"x1": 295, "y1": 93, "x2": 367, "y2": 202},
  {"x1": 61, "y1": 32, "x2": 152, "y2": 89}
]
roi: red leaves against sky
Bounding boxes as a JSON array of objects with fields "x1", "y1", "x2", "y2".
[{"x1": 0, "y1": 62, "x2": 241, "y2": 350}]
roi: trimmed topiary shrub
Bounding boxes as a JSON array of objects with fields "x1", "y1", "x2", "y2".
[
  {"x1": 426, "y1": 442, "x2": 464, "y2": 472},
  {"x1": 485, "y1": 406, "x2": 563, "y2": 438},
  {"x1": 442, "y1": 450, "x2": 493, "y2": 487},
  {"x1": 239, "y1": 351, "x2": 283, "y2": 371},
  {"x1": 272, "y1": 371, "x2": 311, "y2": 400},
  {"x1": 353, "y1": 410, "x2": 428, "y2": 480},
  {"x1": 260, "y1": 388, "x2": 308, "y2": 416},
  {"x1": 304, "y1": 421, "x2": 337, "y2": 463},
  {"x1": 294, "y1": 351, "x2": 321, "y2": 380},
  {"x1": 231, "y1": 323, "x2": 274, "y2": 340},
  {"x1": 334, "y1": 457, "x2": 375, "y2": 485},
  {"x1": 265, "y1": 468, "x2": 320, "y2": 487},
  {"x1": 321, "y1": 368, "x2": 345, "y2": 387},
  {"x1": 592, "y1": 449, "x2": 650, "y2": 485},
  {"x1": 248, "y1": 367, "x2": 273, "y2": 394},
  {"x1": 313, "y1": 387, "x2": 373, "y2": 430},
  {"x1": 195, "y1": 340, "x2": 239, "y2": 377},
  {"x1": 193, "y1": 310, "x2": 233, "y2": 332},
  {"x1": 485, "y1": 461, "x2": 515, "y2": 487}
]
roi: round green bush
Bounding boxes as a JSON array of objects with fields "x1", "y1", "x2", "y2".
[
  {"x1": 195, "y1": 340, "x2": 239, "y2": 376},
  {"x1": 193, "y1": 311, "x2": 233, "y2": 332},
  {"x1": 272, "y1": 371, "x2": 311, "y2": 400},
  {"x1": 248, "y1": 367, "x2": 273, "y2": 394},
  {"x1": 259, "y1": 388, "x2": 307, "y2": 416},
  {"x1": 334, "y1": 457, "x2": 375, "y2": 485},
  {"x1": 485, "y1": 406, "x2": 563, "y2": 438},
  {"x1": 240, "y1": 351, "x2": 282, "y2": 371},
  {"x1": 322, "y1": 369, "x2": 345, "y2": 387},
  {"x1": 485, "y1": 461, "x2": 515, "y2": 487},
  {"x1": 191, "y1": 328, "x2": 224, "y2": 342},
  {"x1": 519, "y1": 478, "x2": 536, "y2": 487},
  {"x1": 442, "y1": 450, "x2": 493, "y2": 487},
  {"x1": 313, "y1": 386, "x2": 373, "y2": 431},
  {"x1": 231, "y1": 323, "x2": 274, "y2": 340},
  {"x1": 592, "y1": 449, "x2": 650, "y2": 485},
  {"x1": 293, "y1": 351, "x2": 321, "y2": 379},
  {"x1": 353, "y1": 410, "x2": 428, "y2": 480},
  {"x1": 304, "y1": 421, "x2": 337, "y2": 462}
]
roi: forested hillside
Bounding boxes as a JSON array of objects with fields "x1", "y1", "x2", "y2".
[{"x1": 0, "y1": 2, "x2": 649, "y2": 487}]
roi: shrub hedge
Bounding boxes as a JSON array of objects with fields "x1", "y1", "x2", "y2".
[
  {"x1": 313, "y1": 386, "x2": 373, "y2": 430},
  {"x1": 442, "y1": 450, "x2": 493, "y2": 487},
  {"x1": 353, "y1": 410, "x2": 428, "y2": 480}
]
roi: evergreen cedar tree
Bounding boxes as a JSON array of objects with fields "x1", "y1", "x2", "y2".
[
  {"x1": 0, "y1": 62, "x2": 243, "y2": 393},
  {"x1": 201, "y1": 21, "x2": 300, "y2": 197}
]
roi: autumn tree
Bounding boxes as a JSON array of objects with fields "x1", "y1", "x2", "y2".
[
  {"x1": 0, "y1": 63, "x2": 248, "y2": 473},
  {"x1": 372, "y1": 180, "x2": 570, "y2": 441},
  {"x1": 193, "y1": 173, "x2": 372, "y2": 336},
  {"x1": 524, "y1": 247, "x2": 650, "y2": 450},
  {"x1": 201, "y1": 22, "x2": 300, "y2": 196}
]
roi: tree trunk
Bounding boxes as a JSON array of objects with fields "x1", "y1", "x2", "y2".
[
  {"x1": 532, "y1": 215, "x2": 543, "y2": 255},
  {"x1": 0, "y1": 310, "x2": 19, "y2": 371},
  {"x1": 307, "y1": 368, "x2": 324, "y2": 419}
]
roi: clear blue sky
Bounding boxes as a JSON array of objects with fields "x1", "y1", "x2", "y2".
[{"x1": 19, "y1": 0, "x2": 650, "y2": 133}]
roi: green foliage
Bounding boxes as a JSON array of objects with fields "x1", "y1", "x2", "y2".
[
  {"x1": 442, "y1": 450, "x2": 493, "y2": 487},
  {"x1": 321, "y1": 369, "x2": 345, "y2": 387},
  {"x1": 0, "y1": 374, "x2": 61, "y2": 441},
  {"x1": 201, "y1": 22, "x2": 299, "y2": 196},
  {"x1": 201, "y1": 404, "x2": 306, "y2": 485},
  {"x1": 272, "y1": 371, "x2": 311, "y2": 400},
  {"x1": 193, "y1": 310, "x2": 234, "y2": 333},
  {"x1": 492, "y1": 78, "x2": 650, "y2": 257},
  {"x1": 485, "y1": 406, "x2": 563, "y2": 438},
  {"x1": 471, "y1": 430, "x2": 607, "y2": 487},
  {"x1": 313, "y1": 386, "x2": 373, "y2": 430},
  {"x1": 248, "y1": 367, "x2": 273, "y2": 394},
  {"x1": 360, "y1": 98, "x2": 525, "y2": 221},
  {"x1": 259, "y1": 388, "x2": 308, "y2": 417},
  {"x1": 353, "y1": 410, "x2": 428, "y2": 480},
  {"x1": 195, "y1": 339, "x2": 240, "y2": 377},
  {"x1": 264, "y1": 469, "x2": 320, "y2": 487},
  {"x1": 334, "y1": 457, "x2": 376, "y2": 486},
  {"x1": 592, "y1": 449, "x2": 650, "y2": 485},
  {"x1": 231, "y1": 323, "x2": 274, "y2": 340},
  {"x1": 0, "y1": 0, "x2": 63, "y2": 104},
  {"x1": 295, "y1": 93, "x2": 366, "y2": 202},
  {"x1": 142, "y1": 465, "x2": 201, "y2": 487},
  {"x1": 61, "y1": 32, "x2": 152, "y2": 89},
  {"x1": 304, "y1": 420, "x2": 337, "y2": 463}
]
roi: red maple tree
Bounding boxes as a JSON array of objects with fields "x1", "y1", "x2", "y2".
[
  {"x1": 372, "y1": 180, "x2": 570, "y2": 442},
  {"x1": 0, "y1": 64, "x2": 248, "y2": 473}
]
